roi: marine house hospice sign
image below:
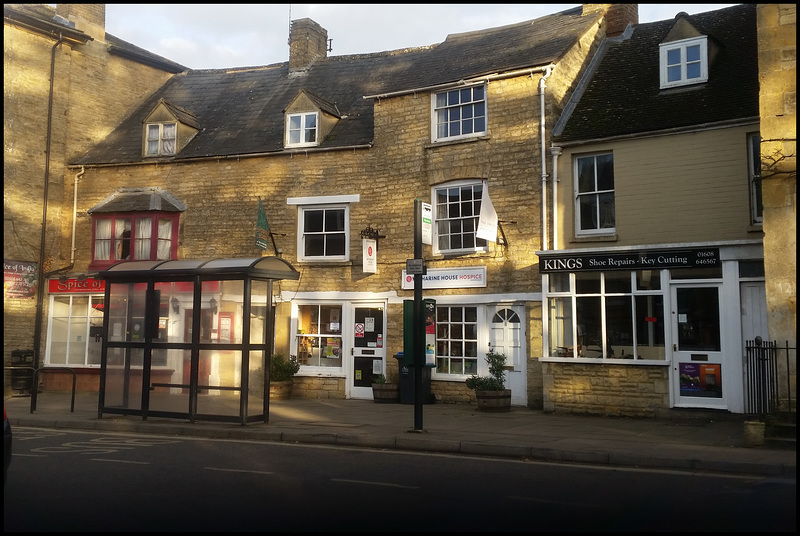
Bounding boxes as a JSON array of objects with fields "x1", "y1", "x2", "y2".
[{"x1": 539, "y1": 248, "x2": 719, "y2": 273}]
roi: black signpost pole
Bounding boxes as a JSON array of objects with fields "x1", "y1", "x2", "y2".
[{"x1": 413, "y1": 199, "x2": 424, "y2": 432}]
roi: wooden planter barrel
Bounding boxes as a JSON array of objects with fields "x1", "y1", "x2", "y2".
[
  {"x1": 475, "y1": 389, "x2": 512, "y2": 412},
  {"x1": 372, "y1": 383, "x2": 400, "y2": 403}
]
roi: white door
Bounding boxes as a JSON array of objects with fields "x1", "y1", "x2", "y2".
[
  {"x1": 488, "y1": 305, "x2": 526, "y2": 406},
  {"x1": 670, "y1": 284, "x2": 727, "y2": 409},
  {"x1": 348, "y1": 302, "x2": 386, "y2": 400},
  {"x1": 740, "y1": 282, "x2": 768, "y2": 344}
]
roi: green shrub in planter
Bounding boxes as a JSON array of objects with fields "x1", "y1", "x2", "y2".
[
  {"x1": 465, "y1": 349, "x2": 507, "y2": 391},
  {"x1": 270, "y1": 353, "x2": 300, "y2": 382}
]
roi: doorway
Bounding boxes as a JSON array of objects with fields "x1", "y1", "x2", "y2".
[
  {"x1": 670, "y1": 284, "x2": 727, "y2": 409},
  {"x1": 488, "y1": 305, "x2": 526, "y2": 406},
  {"x1": 349, "y1": 302, "x2": 386, "y2": 399}
]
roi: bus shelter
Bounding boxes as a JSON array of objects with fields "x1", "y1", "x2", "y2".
[{"x1": 96, "y1": 257, "x2": 300, "y2": 425}]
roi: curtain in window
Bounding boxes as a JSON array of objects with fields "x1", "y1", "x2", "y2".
[
  {"x1": 157, "y1": 219, "x2": 172, "y2": 260},
  {"x1": 95, "y1": 219, "x2": 112, "y2": 260},
  {"x1": 162, "y1": 123, "x2": 176, "y2": 154},
  {"x1": 135, "y1": 218, "x2": 152, "y2": 260}
]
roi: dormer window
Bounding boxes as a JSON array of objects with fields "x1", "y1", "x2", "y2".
[
  {"x1": 659, "y1": 36, "x2": 708, "y2": 89},
  {"x1": 145, "y1": 122, "x2": 177, "y2": 156},
  {"x1": 432, "y1": 84, "x2": 487, "y2": 142},
  {"x1": 286, "y1": 112, "x2": 318, "y2": 147}
]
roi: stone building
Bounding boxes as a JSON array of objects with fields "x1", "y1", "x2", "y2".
[
  {"x1": 4, "y1": 3, "x2": 185, "y2": 393},
  {"x1": 5, "y1": 4, "x2": 792, "y2": 419},
  {"x1": 756, "y1": 4, "x2": 796, "y2": 413}
]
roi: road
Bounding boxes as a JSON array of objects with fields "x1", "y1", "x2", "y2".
[{"x1": 4, "y1": 427, "x2": 796, "y2": 532}]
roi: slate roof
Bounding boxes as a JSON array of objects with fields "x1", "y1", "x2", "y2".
[
  {"x1": 553, "y1": 4, "x2": 758, "y2": 144},
  {"x1": 72, "y1": 5, "x2": 603, "y2": 166},
  {"x1": 4, "y1": 4, "x2": 186, "y2": 73},
  {"x1": 88, "y1": 187, "x2": 188, "y2": 214}
]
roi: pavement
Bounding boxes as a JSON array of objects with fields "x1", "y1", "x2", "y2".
[{"x1": 4, "y1": 392, "x2": 795, "y2": 479}]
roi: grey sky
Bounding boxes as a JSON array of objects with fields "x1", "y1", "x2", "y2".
[{"x1": 100, "y1": 4, "x2": 738, "y2": 70}]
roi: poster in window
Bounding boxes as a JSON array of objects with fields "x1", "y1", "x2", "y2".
[{"x1": 679, "y1": 362, "x2": 722, "y2": 398}]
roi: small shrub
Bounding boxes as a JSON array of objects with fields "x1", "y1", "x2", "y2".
[
  {"x1": 270, "y1": 353, "x2": 300, "y2": 382},
  {"x1": 465, "y1": 348, "x2": 507, "y2": 391},
  {"x1": 372, "y1": 373, "x2": 387, "y2": 384}
]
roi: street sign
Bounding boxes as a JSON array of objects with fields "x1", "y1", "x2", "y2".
[
  {"x1": 421, "y1": 203, "x2": 432, "y2": 245},
  {"x1": 406, "y1": 258, "x2": 425, "y2": 275}
]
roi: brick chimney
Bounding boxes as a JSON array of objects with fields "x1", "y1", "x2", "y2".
[
  {"x1": 55, "y1": 4, "x2": 106, "y2": 39},
  {"x1": 289, "y1": 18, "x2": 328, "y2": 71},
  {"x1": 583, "y1": 4, "x2": 639, "y2": 37}
]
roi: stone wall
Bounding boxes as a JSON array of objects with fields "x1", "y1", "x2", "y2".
[
  {"x1": 757, "y1": 3, "x2": 797, "y2": 412},
  {"x1": 542, "y1": 361, "x2": 670, "y2": 417}
]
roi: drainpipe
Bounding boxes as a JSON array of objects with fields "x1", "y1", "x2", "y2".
[
  {"x1": 32, "y1": 34, "x2": 65, "y2": 380},
  {"x1": 550, "y1": 146, "x2": 563, "y2": 250},
  {"x1": 539, "y1": 66, "x2": 553, "y2": 251},
  {"x1": 71, "y1": 166, "x2": 84, "y2": 265}
]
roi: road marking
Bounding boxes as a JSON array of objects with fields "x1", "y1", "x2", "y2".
[
  {"x1": 205, "y1": 467, "x2": 275, "y2": 475},
  {"x1": 91, "y1": 458, "x2": 151, "y2": 465},
  {"x1": 331, "y1": 478, "x2": 419, "y2": 489}
]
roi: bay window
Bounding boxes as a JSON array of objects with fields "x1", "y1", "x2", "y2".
[{"x1": 91, "y1": 213, "x2": 178, "y2": 268}]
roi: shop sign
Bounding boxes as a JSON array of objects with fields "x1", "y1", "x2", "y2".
[
  {"x1": 4, "y1": 260, "x2": 37, "y2": 299},
  {"x1": 539, "y1": 248, "x2": 719, "y2": 273},
  {"x1": 49, "y1": 278, "x2": 105, "y2": 293},
  {"x1": 401, "y1": 266, "x2": 487, "y2": 289}
]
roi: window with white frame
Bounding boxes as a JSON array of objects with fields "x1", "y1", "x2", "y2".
[
  {"x1": 434, "y1": 180, "x2": 489, "y2": 254},
  {"x1": 145, "y1": 122, "x2": 177, "y2": 156},
  {"x1": 47, "y1": 294, "x2": 105, "y2": 366},
  {"x1": 659, "y1": 36, "x2": 708, "y2": 89},
  {"x1": 286, "y1": 112, "x2": 318, "y2": 147},
  {"x1": 435, "y1": 305, "x2": 479, "y2": 376},
  {"x1": 747, "y1": 132, "x2": 763, "y2": 225},
  {"x1": 545, "y1": 270, "x2": 667, "y2": 360},
  {"x1": 90, "y1": 213, "x2": 177, "y2": 268},
  {"x1": 295, "y1": 303, "x2": 343, "y2": 368},
  {"x1": 298, "y1": 205, "x2": 348, "y2": 261},
  {"x1": 575, "y1": 153, "x2": 615, "y2": 235},
  {"x1": 432, "y1": 84, "x2": 486, "y2": 142}
]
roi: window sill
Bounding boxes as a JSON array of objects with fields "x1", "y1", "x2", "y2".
[
  {"x1": 423, "y1": 135, "x2": 490, "y2": 149},
  {"x1": 570, "y1": 233, "x2": 618, "y2": 244},
  {"x1": 541, "y1": 357, "x2": 669, "y2": 365},
  {"x1": 747, "y1": 224, "x2": 764, "y2": 234},
  {"x1": 296, "y1": 260, "x2": 352, "y2": 266}
]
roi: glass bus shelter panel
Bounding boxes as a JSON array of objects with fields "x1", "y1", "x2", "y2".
[
  {"x1": 248, "y1": 350, "x2": 266, "y2": 417},
  {"x1": 203, "y1": 280, "x2": 244, "y2": 344},
  {"x1": 147, "y1": 348, "x2": 190, "y2": 414},
  {"x1": 250, "y1": 280, "x2": 270, "y2": 345},
  {"x1": 104, "y1": 347, "x2": 145, "y2": 411},
  {"x1": 195, "y1": 349, "x2": 243, "y2": 418},
  {"x1": 107, "y1": 282, "x2": 148, "y2": 343},
  {"x1": 154, "y1": 281, "x2": 194, "y2": 343}
]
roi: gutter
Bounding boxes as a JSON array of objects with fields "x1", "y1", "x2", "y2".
[
  {"x1": 363, "y1": 65, "x2": 555, "y2": 100},
  {"x1": 67, "y1": 143, "x2": 374, "y2": 170},
  {"x1": 32, "y1": 33, "x2": 65, "y2": 390},
  {"x1": 539, "y1": 66, "x2": 554, "y2": 251}
]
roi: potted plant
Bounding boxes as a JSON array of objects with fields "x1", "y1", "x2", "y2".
[
  {"x1": 371, "y1": 370, "x2": 399, "y2": 403},
  {"x1": 465, "y1": 348, "x2": 511, "y2": 412},
  {"x1": 269, "y1": 353, "x2": 300, "y2": 400}
]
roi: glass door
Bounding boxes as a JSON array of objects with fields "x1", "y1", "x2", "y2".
[
  {"x1": 670, "y1": 284, "x2": 726, "y2": 409},
  {"x1": 349, "y1": 303, "x2": 386, "y2": 399}
]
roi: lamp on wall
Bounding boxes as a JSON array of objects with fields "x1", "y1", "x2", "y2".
[
  {"x1": 209, "y1": 297, "x2": 218, "y2": 315},
  {"x1": 171, "y1": 297, "x2": 180, "y2": 314}
]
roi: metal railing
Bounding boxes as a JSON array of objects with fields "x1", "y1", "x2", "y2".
[
  {"x1": 4, "y1": 366, "x2": 77, "y2": 413},
  {"x1": 744, "y1": 338, "x2": 796, "y2": 419}
]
